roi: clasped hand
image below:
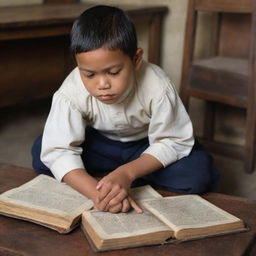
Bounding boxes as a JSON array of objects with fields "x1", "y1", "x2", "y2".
[{"x1": 94, "y1": 167, "x2": 143, "y2": 214}]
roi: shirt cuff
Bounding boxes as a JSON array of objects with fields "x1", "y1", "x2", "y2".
[
  {"x1": 142, "y1": 142, "x2": 178, "y2": 167},
  {"x1": 50, "y1": 154, "x2": 85, "y2": 182}
]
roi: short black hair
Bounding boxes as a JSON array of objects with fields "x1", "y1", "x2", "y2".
[{"x1": 70, "y1": 5, "x2": 138, "y2": 59}]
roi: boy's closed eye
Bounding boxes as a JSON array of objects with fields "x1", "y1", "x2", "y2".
[
  {"x1": 108, "y1": 69, "x2": 121, "y2": 76},
  {"x1": 85, "y1": 72, "x2": 95, "y2": 78},
  {"x1": 84, "y1": 69, "x2": 121, "y2": 78}
]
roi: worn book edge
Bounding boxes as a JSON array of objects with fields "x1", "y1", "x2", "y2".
[
  {"x1": 0, "y1": 212, "x2": 78, "y2": 233},
  {"x1": 81, "y1": 222, "x2": 249, "y2": 252}
]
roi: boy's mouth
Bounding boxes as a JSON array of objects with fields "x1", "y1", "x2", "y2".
[{"x1": 97, "y1": 94, "x2": 116, "y2": 101}]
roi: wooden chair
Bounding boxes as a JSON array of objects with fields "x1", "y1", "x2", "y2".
[{"x1": 180, "y1": 0, "x2": 256, "y2": 173}]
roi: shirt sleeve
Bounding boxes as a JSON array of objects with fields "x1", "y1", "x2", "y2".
[
  {"x1": 142, "y1": 81, "x2": 194, "y2": 167},
  {"x1": 41, "y1": 91, "x2": 86, "y2": 181}
]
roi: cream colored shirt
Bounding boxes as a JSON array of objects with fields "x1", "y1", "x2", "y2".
[{"x1": 41, "y1": 61, "x2": 194, "y2": 181}]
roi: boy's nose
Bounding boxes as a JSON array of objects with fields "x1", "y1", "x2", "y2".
[{"x1": 98, "y1": 76, "x2": 111, "y2": 90}]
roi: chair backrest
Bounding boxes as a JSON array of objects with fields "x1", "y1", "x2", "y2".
[
  {"x1": 189, "y1": 0, "x2": 254, "y2": 59},
  {"x1": 218, "y1": 13, "x2": 251, "y2": 58}
]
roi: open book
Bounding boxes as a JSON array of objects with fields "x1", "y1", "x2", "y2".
[
  {"x1": 0, "y1": 175, "x2": 93, "y2": 233},
  {"x1": 81, "y1": 195, "x2": 247, "y2": 251},
  {"x1": 0, "y1": 175, "x2": 247, "y2": 251}
]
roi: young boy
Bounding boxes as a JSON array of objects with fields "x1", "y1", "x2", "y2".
[{"x1": 32, "y1": 5, "x2": 218, "y2": 214}]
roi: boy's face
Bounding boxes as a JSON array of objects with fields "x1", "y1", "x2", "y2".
[{"x1": 76, "y1": 47, "x2": 142, "y2": 104}]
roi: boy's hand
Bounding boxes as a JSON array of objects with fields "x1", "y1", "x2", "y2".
[
  {"x1": 95, "y1": 167, "x2": 143, "y2": 213},
  {"x1": 96, "y1": 167, "x2": 130, "y2": 205},
  {"x1": 107, "y1": 196, "x2": 143, "y2": 214}
]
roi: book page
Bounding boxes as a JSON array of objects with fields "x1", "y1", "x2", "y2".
[
  {"x1": 142, "y1": 195, "x2": 242, "y2": 231},
  {"x1": 83, "y1": 206, "x2": 172, "y2": 239},
  {"x1": 0, "y1": 175, "x2": 93, "y2": 216},
  {"x1": 130, "y1": 185, "x2": 162, "y2": 201}
]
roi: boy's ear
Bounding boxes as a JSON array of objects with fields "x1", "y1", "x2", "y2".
[{"x1": 133, "y1": 48, "x2": 143, "y2": 70}]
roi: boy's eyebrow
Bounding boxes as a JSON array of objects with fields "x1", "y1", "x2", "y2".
[{"x1": 79, "y1": 63, "x2": 124, "y2": 73}]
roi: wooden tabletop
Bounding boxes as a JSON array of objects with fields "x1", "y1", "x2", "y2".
[
  {"x1": 0, "y1": 163, "x2": 256, "y2": 256},
  {"x1": 0, "y1": 3, "x2": 168, "y2": 29}
]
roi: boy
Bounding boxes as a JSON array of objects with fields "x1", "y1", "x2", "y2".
[{"x1": 32, "y1": 5, "x2": 218, "y2": 214}]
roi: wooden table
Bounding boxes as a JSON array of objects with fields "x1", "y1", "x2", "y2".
[
  {"x1": 0, "y1": 3, "x2": 168, "y2": 107},
  {"x1": 0, "y1": 163, "x2": 256, "y2": 256}
]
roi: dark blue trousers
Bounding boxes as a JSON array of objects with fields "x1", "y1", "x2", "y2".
[{"x1": 31, "y1": 127, "x2": 219, "y2": 194}]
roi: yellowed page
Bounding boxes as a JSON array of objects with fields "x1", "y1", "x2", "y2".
[
  {"x1": 0, "y1": 175, "x2": 93, "y2": 218},
  {"x1": 83, "y1": 207, "x2": 171, "y2": 239},
  {"x1": 142, "y1": 195, "x2": 244, "y2": 238},
  {"x1": 130, "y1": 185, "x2": 162, "y2": 201}
]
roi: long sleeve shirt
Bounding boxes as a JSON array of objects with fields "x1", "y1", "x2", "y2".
[{"x1": 41, "y1": 61, "x2": 194, "y2": 181}]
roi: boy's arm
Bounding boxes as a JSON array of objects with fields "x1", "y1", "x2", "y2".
[
  {"x1": 96, "y1": 153, "x2": 163, "y2": 209},
  {"x1": 63, "y1": 168, "x2": 99, "y2": 202}
]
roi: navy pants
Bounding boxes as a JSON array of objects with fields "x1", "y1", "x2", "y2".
[{"x1": 31, "y1": 127, "x2": 219, "y2": 194}]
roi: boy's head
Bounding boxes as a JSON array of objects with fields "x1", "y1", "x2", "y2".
[
  {"x1": 71, "y1": 5, "x2": 137, "y2": 59},
  {"x1": 71, "y1": 5, "x2": 143, "y2": 105}
]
